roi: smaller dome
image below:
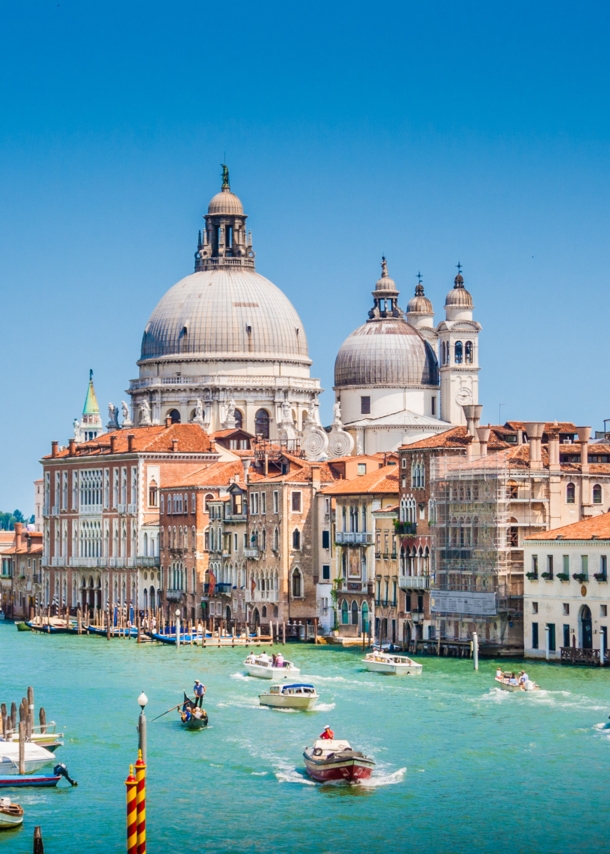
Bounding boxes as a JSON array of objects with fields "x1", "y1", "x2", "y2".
[
  {"x1": 445, "y1": 271, "x2": 473, "y2": 308},
  {"x1": 407, "y1": 282, "x2": 433, "y2": 315},
  {"x1": 208, "y1": 188, "x2": 244, "y2": 216},
  {"x1": 374, "y1": 257, "x2": 398, "y2": 293}
]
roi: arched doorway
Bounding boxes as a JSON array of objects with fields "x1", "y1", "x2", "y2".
[
  {"x1": 341, "y1": 600, "x2": 349, "y2": 625},
  {"x1": 580, "y1": 604, "x2": 593, "y2": 649},
  {"x1": 351, "y1": 600, "x2": 359, "y2": 625},
  {"x1": 252, "y1": 607, "x2": 260, "y2": 628},
  {"x1": 150, "y1": 586, "x2": 156, "y2": 611},
  {"x1": 226, "y1": 605, "x2": 231, "y2": 622},
  {"x1": 361, "y1": 601, "x2": 369, "y2": 634},
  {"x1": 168, "y1": 409, "x2": 181, "y2": 424}
]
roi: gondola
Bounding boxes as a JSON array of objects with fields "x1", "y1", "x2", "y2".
[{"x1": 179, "y1": 693, "x2": 208, "y2": 730}]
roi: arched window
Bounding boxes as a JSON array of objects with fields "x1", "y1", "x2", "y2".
[
  {"x1": 341, "y1": 599, "x2": 349, "y2": 625},
  {"x1": 273, "y1": 527, "x2": 279, "y2": 551},
  {"x1": 454, "y1": 341, "x2": 463, "y2": 364},
  {"x1": 262, "y1": 605, "x2": 267, "y2": 619},
  {"x1": 566, "y1": 482, "x2": 575, "y2": 504},
  {"x1": 234, "y1": 409, "x2": 243, "y2": 429},
  {"x1": 292, "y1": 568, "x2": 302, "y2": 598},
  {"x1": 292, "y1": 528, "x2": 301, "y2": 550},
  {"x1": 465, "y1": 341, "x2": 473, "y2": 364},
  {"x1": 351, "y1": 600, "x2": 359, "y2": 625},
  {"x1": 255, "y1": 409, "x2": 270, "y2": 439},
  {"x1": 168, "y1": 409, "x2": 181, "y2": 424},
  {"x1": 361, "y1": 601, "x2": 369, "y2": 633},
  {"x1": 341, "y1": 550, "x2": 347, "y2": 578},
  {"x1": 593, "y1": 484, "x2": 602, "y2": 504}
]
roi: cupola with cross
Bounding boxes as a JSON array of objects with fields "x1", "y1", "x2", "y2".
[{"x1": 195, "y1": 164, "x2": 255, "y2": 271}]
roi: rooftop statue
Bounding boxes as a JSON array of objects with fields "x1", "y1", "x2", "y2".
[{"x1": 221, "y1": 163, "x2": 230, "y2": 189}]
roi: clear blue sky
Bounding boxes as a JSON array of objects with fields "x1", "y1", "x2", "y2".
[{"x1": 2, "y1": 1, "x2": 610, "y2": 511}]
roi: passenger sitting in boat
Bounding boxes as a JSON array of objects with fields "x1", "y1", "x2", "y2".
[
  {"x1": 495, "y1": 668, "x2": 503, "y2": 680},
  {"x1": 276, "y1": 653, "x2": 284, "y2": 667},
  {"x1": 508, "y1": 675, "x2": 518, "y2": 686},
  {"x1": 181, "y1": 708, "x2": 192, "y2": 722},
  {"x1": 320, "y1": 725, "x2": 334, "y2": 740}
]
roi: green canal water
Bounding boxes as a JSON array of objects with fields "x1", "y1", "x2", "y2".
[{"x1": 1, "y1": 623, "x2": 609, "y2": 853}]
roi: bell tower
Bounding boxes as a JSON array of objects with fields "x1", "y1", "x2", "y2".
[{"x1": 437, "y1": 265, "x2": 481, "y2": 426}]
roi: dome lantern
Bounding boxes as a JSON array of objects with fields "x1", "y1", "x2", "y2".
[
  {"x1": 444, "y1": 262, "x2": 474, "y2": 319},
  {"x1": 195, "y1": 164, "x2": 255, "y2": 272},
  {"x1": 406, "y1": 272, "x2": 434, "y2": 329},
  {"x1": 368, "y1": 256, "x2": 401, "y2": 320}
]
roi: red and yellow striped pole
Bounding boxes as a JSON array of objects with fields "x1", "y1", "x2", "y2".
[
  {"x1": 135, "y1": 749, "x2": 146, "y2": 854},
  {"x1": 125, "y1": 764, "x2": 137, "y2": 854}
]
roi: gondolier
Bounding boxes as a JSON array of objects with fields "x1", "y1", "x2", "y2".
[{"x1": 194, "y1": 680, "x2": 206, "y2": 707}]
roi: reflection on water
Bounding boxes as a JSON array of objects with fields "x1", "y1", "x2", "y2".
[{"x1": 0, "y1": 626, "x2": 609, "y2": 852}]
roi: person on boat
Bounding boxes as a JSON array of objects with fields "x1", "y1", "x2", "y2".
[
  {"x1": 276, "y1": 652, "x2": 285, "y2": 667},
  {"x1": 508, "y1": 675, "x2": 518, "y2": 686},
  {"x1": 320, "y1": 725, "x2": 334, "y2": 740},
  {"x1": 495, "y1": 667, "x2": 503, "y2": 681},
  {"x1": 194, "y1": 680, "x2": 206, "y2": 707},
  {"x1": 518, "y1": 671, "x2": 528, "y2": 687}
]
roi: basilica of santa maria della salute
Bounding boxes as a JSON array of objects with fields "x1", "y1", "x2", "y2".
[{"x1": 121, "y1": 166, "x2": 482, "y2": 458}]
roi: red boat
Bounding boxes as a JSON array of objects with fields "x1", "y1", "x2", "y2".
[{"x1": 303, "y1": 739, "x2": 375, "y2": 784}]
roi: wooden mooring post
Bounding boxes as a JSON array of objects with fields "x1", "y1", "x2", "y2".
[{"x1": 33, "y1": 826, "x2": 44, "y2": 854}]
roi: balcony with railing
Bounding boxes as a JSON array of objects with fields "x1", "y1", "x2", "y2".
[
  {"x1": 334, "y1": 531, "x2": 374, "y2": 545},
  {"x1": 135, "y1": 556, "x2": 160, "y2": 567},
  {"x1": 216, "y1": 582, "x2": 233, "y2": 596},
  {"x1": 394, "y1": 522, "x2": 417, "y2": 536},
  {"x1": 165, "y1": 589, "x2": 184, "y2": 601},
  {"x1": 244, "y1": 548, "x2": 259, "y2": 559},
  {"x1": 399, "y1": 575, "x2": 431, "y2": 590},
  {"x1": 224, "y1": 512, "x2": 247, "y2": 524}
]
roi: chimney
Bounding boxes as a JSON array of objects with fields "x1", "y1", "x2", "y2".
[
  {"x1": 165, "y1": 415, "x2": 172, "y2": 428},
  {"x1": 524, "y1": 422, "x2": 545, "y2": 470},
  {"x1": 127, "y1": 434, "x2": 135, "y2": 453},
  {"x1": 465, "y1": 434, "x2": 475, "y2": 461},
  {"x1": 516, "y1": 428, "x2": 524, "y2": 446},
  {"x1": 576, "y1": 426, "x2": 591, "y2": 474},
  {"x1": 243, "y1": 458, "x2": 252, "y2": 482},
  {"x1": 311, "y1": 464, "x2": 321, "y2": 491},
  {"x1": 14, "y1": 522, "x2": 23, "y2": 550},
  {"x1": 463, "y1": 404, "x2": 483, "y2": 438},
  {"x1": 68, "y1": 439, "x2": 76, "y2": 456},
  {"x1": 171, "y1": 439, "x2": 179, "y2": 453},
  {"x1": 110, "y1": 435, "x2": 117, "y2": 454},
  {"x1": 476, "y1": 426, "x2": 491, "y2": 457},
  {"x1": 547, "y1": 425, "x2": 561, "y2": 471},
  {"x1": 51, "y1": 441, "x2": 59, "y2": 458}
]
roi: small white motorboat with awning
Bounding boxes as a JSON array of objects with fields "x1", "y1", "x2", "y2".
[
  {"x1": 362, "y1": 651, "x2": 423, "y2": 675},
  {"x1": 259, "y1": 683, "x2": 319, "y2": 710},
  {"x1": 244, "y1": 652, "x2": 300, "y2": 680},
  {"x1": 494, "y1": 670, "x2": 539, "y2": 692},
  {"x1": 0, "y1": 742, "x2": 56, "y2": 775}
]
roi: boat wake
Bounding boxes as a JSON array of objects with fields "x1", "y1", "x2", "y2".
[
  {"x1": 312, "y1": 702, "x2": 336, "y2": 712},
  {"x1": 230, "y1": 672, "x2": 251, "y2": 681},
  {"x1": 360, "y1": 767, "x2": 407, "y2": 788}
]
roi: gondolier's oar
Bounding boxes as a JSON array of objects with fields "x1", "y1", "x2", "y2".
[{"x1": 150, "y1": 704, "x2": 180, "y2": 723}]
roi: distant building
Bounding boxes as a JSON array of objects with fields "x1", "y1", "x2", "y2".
[
  {"x1": 523, "y1": 513, "x2": 610, "y2": 663},
  {"x1": 0, "y1": 523, "x2": 43, "y2": 619},
  {"x1": 333, "y1": 261, "x2": 481, "y2": 453}
]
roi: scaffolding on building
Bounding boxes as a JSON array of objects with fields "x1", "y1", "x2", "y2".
[{"x1": 429, "y1": 451, "x2": 549, "y2": 648}]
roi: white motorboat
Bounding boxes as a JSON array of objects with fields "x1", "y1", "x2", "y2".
[
  {"x1": 259, "y1": 683, "x2": 319, "y2": 710},
  {"x1": 494, "y1": 672, "x2": 539, "y2": 692},
  {"x1": 0, "y1": 798, "x2": 23, "y2": 829},
  {"x1": 362, "y1": 651, "x2": 423, "y2": 675},
  {"x1": 244, "y1": 653, "x2": 300, "y2": 680},
  {"x1": 0, "y1": 742, "x2": 56, "y2": 775}
]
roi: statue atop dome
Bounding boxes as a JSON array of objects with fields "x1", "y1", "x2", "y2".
[{"x1": 221, "y1": 163, "x2": 230, "y2": 190}]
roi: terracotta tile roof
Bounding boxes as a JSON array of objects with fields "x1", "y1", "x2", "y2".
[
  {"x1": 525, "y1": 512, "x2": 610, "y2": 541},
  {"x1": 161, "y1": 460, "x2": 245, "y2": 489},
  {"x1": 321, "y1": 464, "x2": 399, "y2": 496},
  {"x1": 248, "y1": 458, "x2": 337, "y2": 486},
  {"x1": 44, "y1": 424, "x2": 215, "y2": 459},
  {"x1": 399, "y1": 426, "x2": 510, "y2": 452},
  {"x1": 505, "y1": 421, "x2": 577, "y2": 434},
  {"x1": 0, "y1": 532, "x2": 14, "y2": 543},
  {"x1": 212, "y1": 429, "x2": 255, "y2": 439}
]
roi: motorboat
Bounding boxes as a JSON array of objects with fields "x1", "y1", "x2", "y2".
[
  {"x1": 179, "y1": 693, "x2": 208, "y2": 730},
  {"x1": 0, "y1": 742, "x2": 56, "y2": 775},
  {"x1": 0, "y1": 798, "x2": 23, "y2": 829},
  {"x1": 303, "y1": 739, "x2": 375, "y2": 784},
  {"x1": 362, "y1": 651, "x2": 423, "y2": 676},
  {"x1": 244, "y1": 653, "x2": 300, "y2": 680},
  {"x1": 4, "y1": 723, "x2": 63, "y2": 752},
  {"x1": 259, "y1": 683, "x2": 319, "y2": 710},
  {"x1": 495, "y1": 672, "x2": 540, "y2": 692},
  {"x1": 15, "y1": 622, "x2": 32, "y2": 632}
]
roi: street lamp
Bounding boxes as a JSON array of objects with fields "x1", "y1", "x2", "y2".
[
  {"x1": 175, "y1": 608, "x2": 181, "y2": 648},
  {"x1": 137, "y1": 692, "x2": 148, "y2": 764}
]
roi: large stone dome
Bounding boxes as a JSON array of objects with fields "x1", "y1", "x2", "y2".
[
  {"x1": 334, "y1": 318, "x2": 438, "y2": 387},
  {"x1": 140, "y1": 268, "x2": 310, "y2": 364}
]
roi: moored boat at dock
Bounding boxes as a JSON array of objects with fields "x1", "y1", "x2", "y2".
[
  {"x1": 244, "y1": 652, "x2": 300, "y2": 679},
  {"x1": 15, "y1": 622, "x2": 31, "y2": 632},
  {"x1": 0, "y1": 798, "x2": 23, "y2": 828},
  {"x1": 0, "y1": 742, "x2": 55, "y2": 775},
  {"x1": 303, "y1": 739, "x2": 375, "y2": 784},
  {"x1": 259, "y1": 683, "x2": 318, "y2": 710},
  {"x1": 362, "y1": 651, "x2": 423, "y2": 675}
]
